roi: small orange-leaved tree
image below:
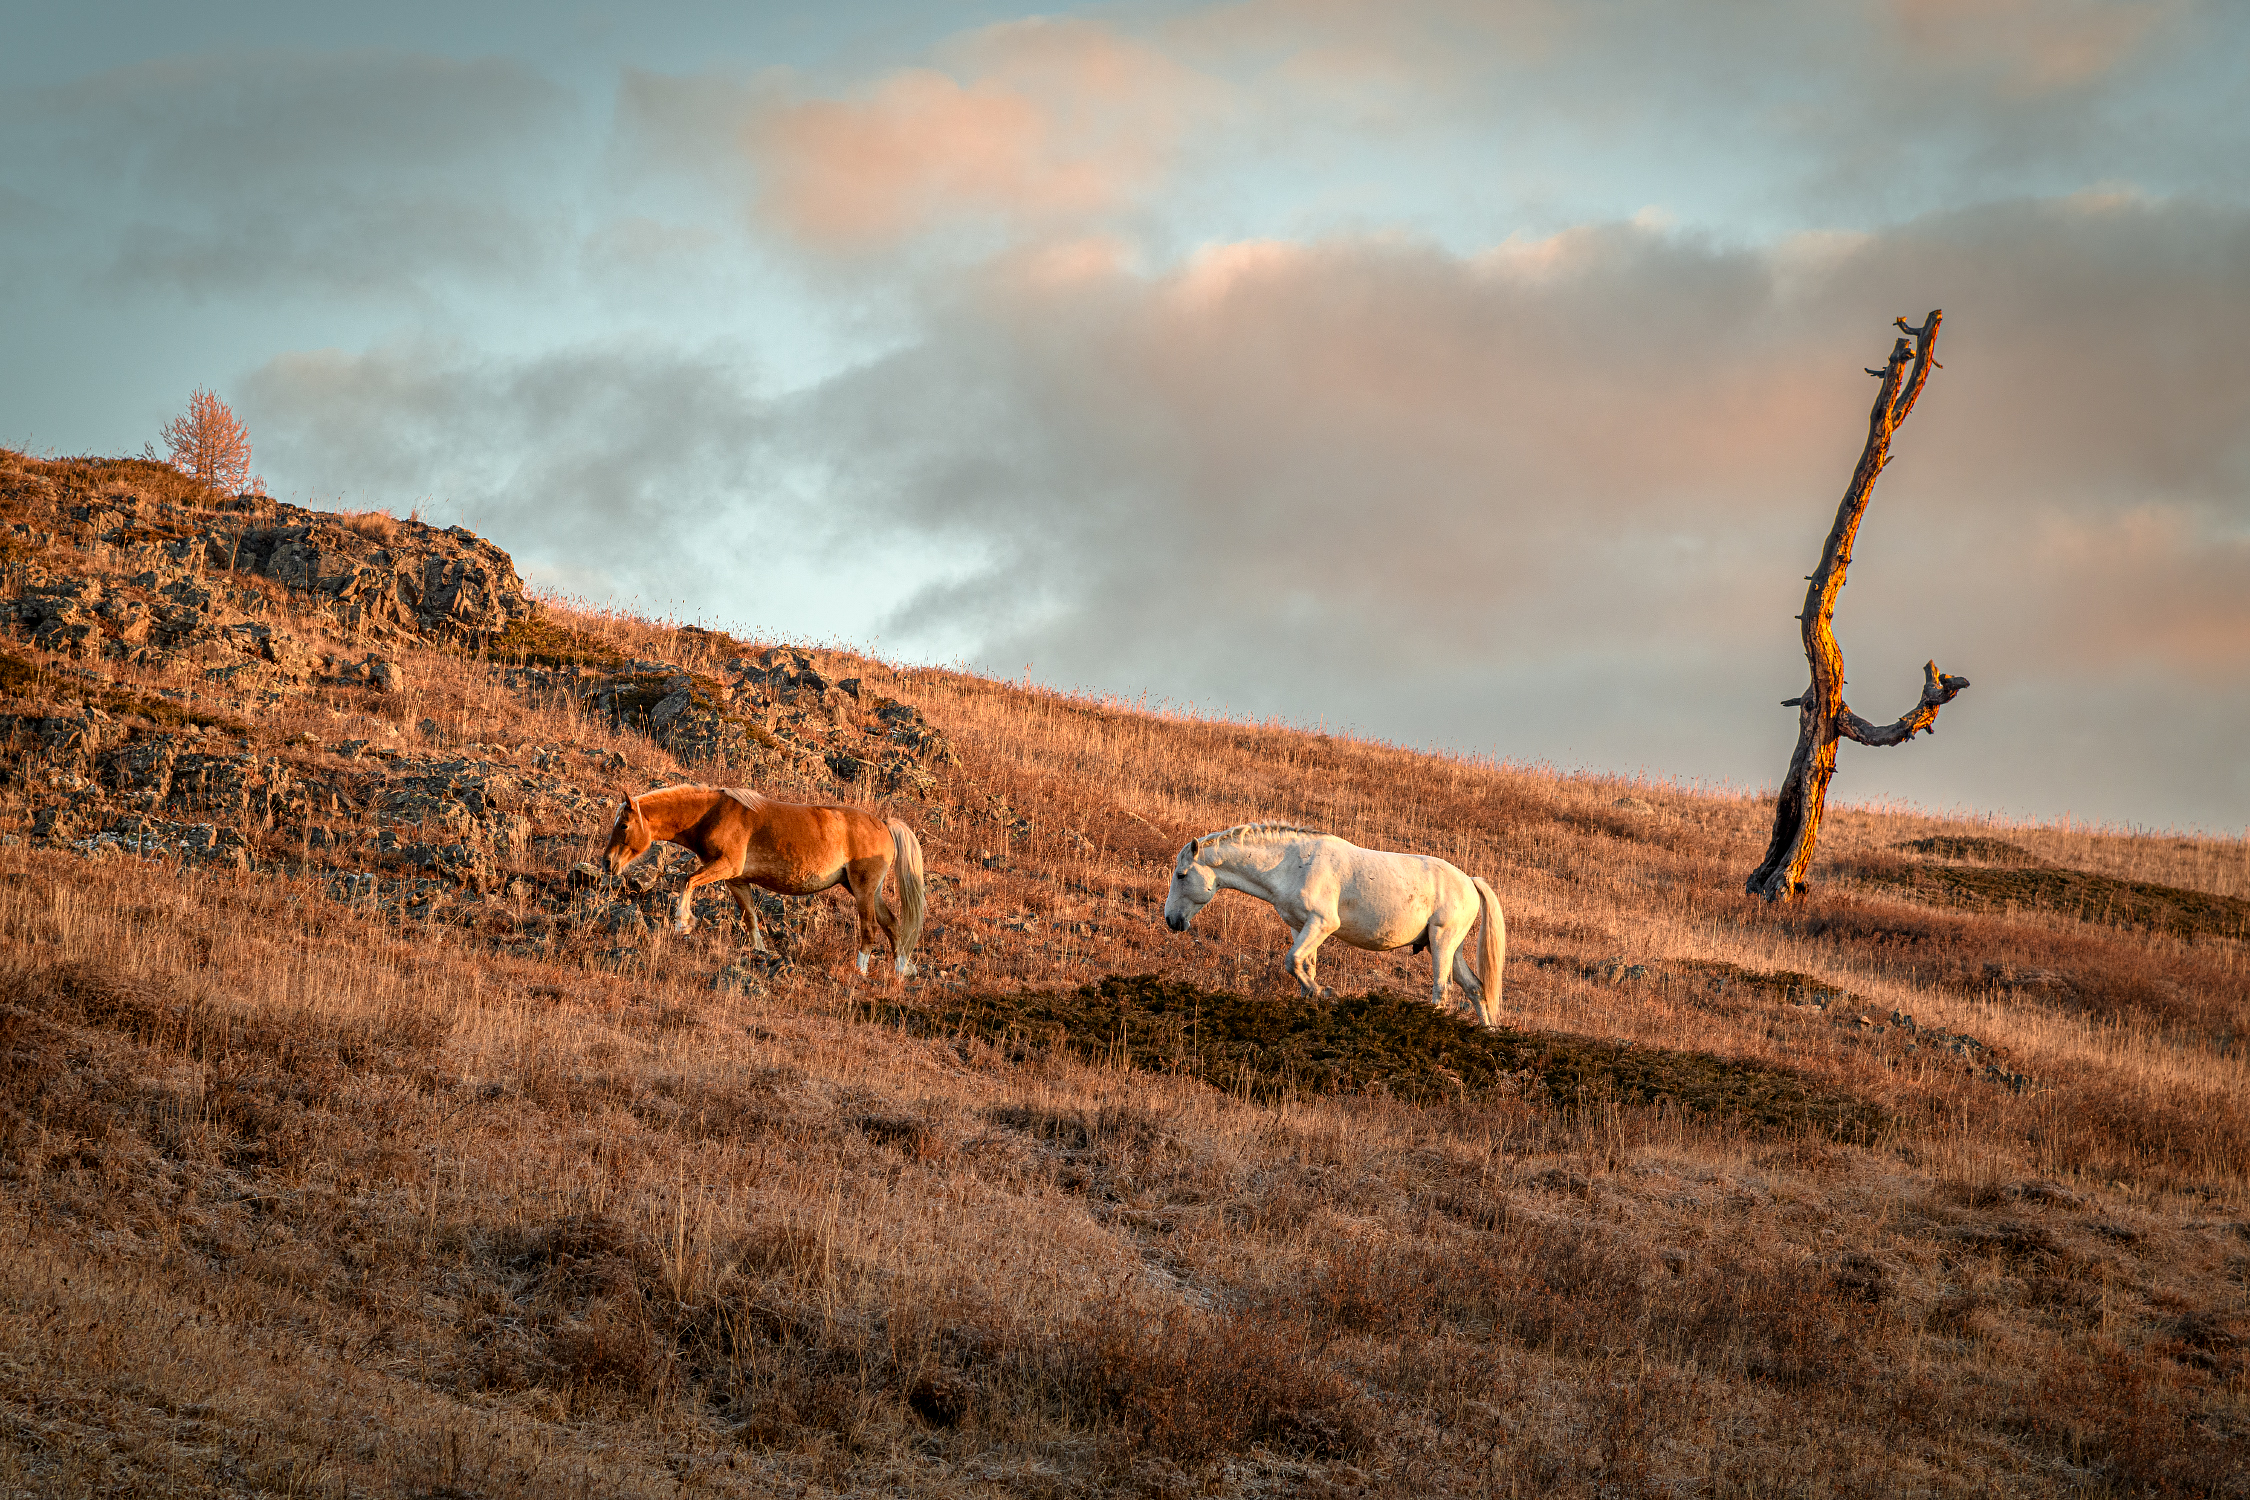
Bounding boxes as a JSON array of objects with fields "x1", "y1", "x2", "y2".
[{"x1": 162, "y1": 387, "x2": 258, "y2": 494}]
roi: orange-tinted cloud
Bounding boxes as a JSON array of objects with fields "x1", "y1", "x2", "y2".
[
  {"x1": 1890, "y1": 0, "x2": 2177, "y2": 92},
  {"x1": 741, "y1": 20, "x2": 1219, "y2": 249}
]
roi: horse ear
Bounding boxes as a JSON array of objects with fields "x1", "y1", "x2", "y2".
[{"x1": 1188, "y1": 837, "x2": 1199, "y2": 856}]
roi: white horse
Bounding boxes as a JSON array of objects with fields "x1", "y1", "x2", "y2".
[{"x1": 1163, "y1": 823, "x2": 1505, "y2": 1026}]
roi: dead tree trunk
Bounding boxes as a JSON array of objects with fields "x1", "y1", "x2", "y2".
[{"x1": 1745, "y1": 311, "x2": 1970, "y2": 901}]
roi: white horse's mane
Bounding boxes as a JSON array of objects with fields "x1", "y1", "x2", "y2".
[{"x1": 1192, "y1": 821, "x2": 1327, "y2": 854}]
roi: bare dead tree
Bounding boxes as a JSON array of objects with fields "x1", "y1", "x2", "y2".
[
  {"x1": 162, "y1": 387, "x2": 255, "y2": 494},
  {"x1": 1746, "y1": 311, "x2": 1970, "y2": 901}
]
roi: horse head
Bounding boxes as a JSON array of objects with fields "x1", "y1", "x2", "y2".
[
  {"x1": 1164, "y1": 837, "x2": 1218, "y2": 931},
  {"x1": 603, "y1": 791, "x2": 653, "y2": 881}
]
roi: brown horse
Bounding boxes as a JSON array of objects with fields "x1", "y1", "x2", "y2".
[{"x1": 602, "y1": 784, "x2": 925, "y2": 979}]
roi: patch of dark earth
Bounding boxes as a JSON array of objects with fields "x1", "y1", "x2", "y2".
[{"x1": 880, "y1": 974, "x2": 1891, "y2": 1142}]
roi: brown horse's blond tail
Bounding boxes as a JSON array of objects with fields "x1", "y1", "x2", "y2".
[
  {"x1": 1471, "y1": 876, "x2": 1506, "y2": 1029},
  {"x1": 888, "y1": 820, "x2": 926, "y2": 963}
]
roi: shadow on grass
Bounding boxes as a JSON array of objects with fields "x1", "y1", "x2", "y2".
[
  {"x1": 1856, "y1": 852, "x2": 2250, "y2": 942},
  {"x1": 881, "y1": 974, "x2": 1887, "y2": 1142}
]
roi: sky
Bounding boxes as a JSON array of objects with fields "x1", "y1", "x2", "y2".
[{"x1": 5, "y1": 0, "x2": 2247, "y2": 834}]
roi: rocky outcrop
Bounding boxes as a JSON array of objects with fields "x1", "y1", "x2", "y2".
[
  {"x1": 728, "y1": 649, "x2": 960, "y2": 794},
  {"x1": 491, "y1": 644, "x2": 962, "y2": 796},
  {"x1": 226, "y1": 506, "x2": 528, "y2": 640},
  {"x1": 21, "y1": 477, "x2": 527, "y2": 652},
  {"x1": 501, "y1": 658, "x2": 766, "y2": 771}
]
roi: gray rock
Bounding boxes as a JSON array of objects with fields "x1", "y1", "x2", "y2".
[
  {"x1": 225, "y1": 504, "x2": 531, "y2": 641},
  {"x1": 331, "y1": 653, "x2": 402, "y2": 692}
]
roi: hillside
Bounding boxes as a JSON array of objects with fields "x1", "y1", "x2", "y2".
[{"x1": 2, "y1": 446, "x2": 2245, "y2": 1497}]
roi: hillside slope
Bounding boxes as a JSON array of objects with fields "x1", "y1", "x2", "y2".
[{"x1": 2, "y1": 448, "x2": 2245, "y2": 1496}]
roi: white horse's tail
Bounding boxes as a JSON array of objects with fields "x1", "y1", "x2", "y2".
[
  {"x1": 888, "y1": 819, "x2": 927, "y2": 969},
  {"x1": 1471, "y1": 876, "x2": 1506, "y2": 1028}
]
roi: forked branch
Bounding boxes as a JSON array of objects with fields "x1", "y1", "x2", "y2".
[{"x1": 1838, "y1": 660, "x2": 1971, "y2": 747}]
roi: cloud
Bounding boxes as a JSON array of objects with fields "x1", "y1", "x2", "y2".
[
  {"x1": 604, "y1": 2, "x2": 2248, "y2": 282},
  {"x1": 1888, "y1": 0, "x2": 2178, "y2": 93},
  {"x1": 237, "y1": 337, "x2": 975, "y2": 644},
  {"x1": 242, "y1": 338, "x2": 766, "y2": 556},
  {"x1": 2, "y1": 49, "x2": 575, "y2": 300},
  {"x1": 739, "y1": 191, "x2": 2249, "y2": 822},
  {"x1": 1172, "y1": 0, "x2": 2243, "y2": 231},
  {"x1": 621, "y1": 19, "x2": 1223, "y2": 253},
  {"x1": 239, "y1": 189, "x2": 2249, "y2": 773}
]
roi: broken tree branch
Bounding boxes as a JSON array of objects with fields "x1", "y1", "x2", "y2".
[
  {"x1": 1837, "y1": 659, "x2": 1971, "y2": 747},
  {"x1": 1745, "y1": 310, "x2": 1969, "y2": 902}
]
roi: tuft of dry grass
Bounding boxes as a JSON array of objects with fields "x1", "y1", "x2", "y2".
[{"x1": 337, "y1": 508, "x2": 400, "y2": 545}]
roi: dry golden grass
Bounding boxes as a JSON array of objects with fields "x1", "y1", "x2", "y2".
[
  {"x1": 337, "y1": 508, "x2": 400, "y2": 546},
  {"x1": 2, "y1": 448, "x2": 2247, "y2": 1495}
]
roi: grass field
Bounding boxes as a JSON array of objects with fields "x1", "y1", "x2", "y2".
[{"x1": 2, "y1": 447, "x2": 2246, "y2": 1495}]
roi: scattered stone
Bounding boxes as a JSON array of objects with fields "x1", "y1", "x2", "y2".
[
  {"x1": 330, "y1": 871, "x2": 381, "y2": 901},
  {"x1": 61, "y1": 814, "x2": 252, "y2": 870},
  {"x1": 331, "y1": 654, "x2": 403, "y2": 692}
]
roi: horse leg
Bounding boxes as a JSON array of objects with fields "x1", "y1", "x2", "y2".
[
  {"x1": 734, "y1": 887, "x2": 768, "y2": 952},
  {"x1": 1450, "y1": 943, "x2": 1486, "y2": 1002},
  {"x1": 1428, "y1": 914, "x2": 1473, "y2": 1015},
  {"x1": 1286, "y1": 913, "x2": 1338, "y2": 998},
  {"x1": 844, "y1": 862, "x2": 890, "y2": 979},
  {"x1": 674, "y1": 857, "x2": 742, "y2": 935},
  {"x1": 863, "y1": 861, "x2": 916, "y2": 978}
]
